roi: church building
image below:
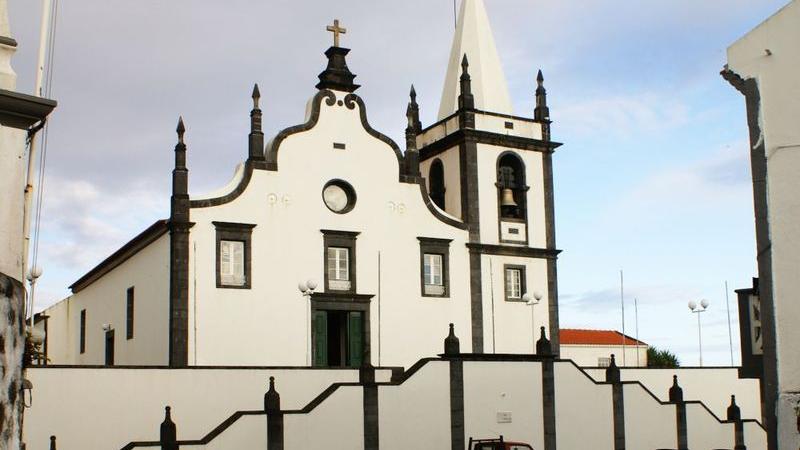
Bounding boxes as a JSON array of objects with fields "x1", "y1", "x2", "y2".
[{"x1": 38, "y1": 0, "x2": 561, "y2": 369}]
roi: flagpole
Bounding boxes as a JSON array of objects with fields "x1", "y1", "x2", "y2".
[{"x1": 22, "y1": 0, "x2": 53, "y2": 324}]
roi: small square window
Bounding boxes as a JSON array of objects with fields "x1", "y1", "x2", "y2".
[
  {"x1": 214, "y1": 222, "x2": 256, "y2": 289},
  {"x1": 220, "y1": 240, "x2": 246, "y2": 286},
  {"x1": 423, "y1": 253, "x2": 444, "y2": 295},
  {"x1": 327, "y1": 247, "x2": 351, "y2": 290},
  {"x1": 504, "y1": 265, "x2": 526, "y2": 301},
  {"x1": 419, "y1": 237, "x2": 451, "y2": 298}
]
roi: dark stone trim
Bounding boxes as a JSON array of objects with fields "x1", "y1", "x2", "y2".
[
  {"x1": 503, "y1": 264, "x2": 526, "y2": 302},
  {"x1": 541, "y1": 358, "x2": 557, "y2": 450},
  {"x1": 418, "y1": 110, "x2": 548, "y2": 136},
  {"x1": 675, "y1": 401, "x2": 688, "y2": 450},
  {"x1": 79, "y1": 309, "x2": 86, "y2": 354},
  {"x1": 310, "y1": 296, "x2": 371, "y2": 367},
  {"x1": 309, "y1": 292, "x2": 374, "y2": 303},
  {"x1": 0, "y1": 36, "x2": 18, "y2": 47},
  {"x1": 466, "y1": 243, "x2": 561, "y2": 259},
  {"x1": 168, "y1": 221, "x2": 193, "y2": 368},
  {"x1": 316, "y1": 46, "x2": 360, "y2": 92},
  {"x1": 322, "y1": 230, "x2": 359, "y2": 294},
  {"x1": 469, "y1": 252, "x2": 483, "y2": 353},
  {"x1": 542, "y1": 150, "x2": 561, "y2": 354},
  {"x1": 419, "y1": 128, "x2": 562, "y2": 162},
  {"x1": 449, "y1": 360, "x2": 465, "y2": 450},
  {"x1": 418, "y1": 237, "x2": 452, "y2": 298},
  {"x1": 126, "y1": 287, "x2": 135, "y2": 340},
  {"x1": 70, "y1": 220, "x2": 169, "y2": 293},
  {"x1": 0, "y1": 88, "x2": 57, "y2": 130},
  {"x1": 213, "y1": 222, "x2": 256, "y2": 289},
  {"x1": 736, "y1": 279, "x2": 763, "y2": 379},
  {"x1": 362, "y1": 366, "x2": 379, "y2": 450},
  {"x1": 611, "y1": 383, "x2": 626, "y2": 450},
  {"x1": 722, "y1": 67, "x2": 776, "y2": 448}
]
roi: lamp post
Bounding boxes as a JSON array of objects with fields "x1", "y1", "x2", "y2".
[
  {"x1": 688, "y1": 299, "x2": 710, "y2": 366},
  {"x1": 297, "y1": 279, "x2": 318, "y2": 366},
  {"x1": 26, "y1": 265, "x2": 43, "y2": 329},
  {"x1": 524, "y1": 291, "x2": 544, "y2": 353}
]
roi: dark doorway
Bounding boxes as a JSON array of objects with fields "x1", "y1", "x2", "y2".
[
  {"x1": 313, "y1": 310, "x2": 364, "y2": 368},
  {"x1": 105, "y1": 329, "x2": 115, "y2": 366}
]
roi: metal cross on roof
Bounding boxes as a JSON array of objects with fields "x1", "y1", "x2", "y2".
[{"x1": 326, "y1": 19, "x2": 347, "y2": 47}]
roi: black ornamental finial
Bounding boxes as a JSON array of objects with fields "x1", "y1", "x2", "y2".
[
  {"x1": 444, "y1": 323, "x2": 461, "y2": 356},
  {"x1": 410, "y1": 84, "x2": 417, "y2": 101},
  {"x1": 669, "y1": 375, "x2": 684, "y2": 403},
  {"x1": 605, "y1": 354, "x2": 621, "y2": 383},
  {"x1": 727, "y1": 395, "x2": 741, "y2": 421},
  {"x1": 252, "y1": 83, "x2": 261, "y2": 109},
  {"x1": 537, "y1": 69, "x2": 544, "y2": 85},
  {"x1": 264, "y1": 376, "x2": 281, "y2": 413},
  {"x1": 535, "y1": 69, "x2": 550, "y2": 123},
  {"x1": 50, "y1": 436, "x2": 57, "y2": 450},
  {"x1": 536, "y1": 326, "x2": 552, "y2": 356},
  {"x1": 176, "y1": 117, "x2": 186, "y2": 144},
  {"x1": 160, "y1": 406, "x2": 177, "y2": 450},
  {"x1": 461, "y1": 54, "x2": 469, "y2": 72},
  {"x1": 249, "y1": 84, "x2": 265, "y2": 160}
]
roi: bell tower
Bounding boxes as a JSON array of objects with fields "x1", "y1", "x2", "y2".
[{"x1": 413, "y1": 0, "x2": 562, "y2": 354}]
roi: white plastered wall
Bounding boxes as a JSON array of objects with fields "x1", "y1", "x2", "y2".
[
  {"x1": 23, "y1": 367, "x2": 363, "y2": 450},
  {"x1": 379, "y1": 361, "x2": 451, "y2": 450},
  {"x1": 553, "y1": 361, "x2": 614, "y2": 450},
  {"x1": 727, "y1": 2, "x2": 800, "y2": 446},
  {"x1": 284, "y1": 387, "x2": 364, "y2": 449},
  {"x1": 463, "y1": 361, "x2": 544, "y2": 449},
  {"x1": 41, "y1": 234, "x2": 170, "y2": 365},
  {"x1": 584, "y1": 367, "x2": 762, "y2": 421},
  {"x1": 480, "y1": 255, "x2": 549, "y2": 354},
  {"x1": 623, "y1": 384, "x2": 677, "y2": 449},
  {"x1": 188, "y1": 90, "x2": 471, "y2": 368}
]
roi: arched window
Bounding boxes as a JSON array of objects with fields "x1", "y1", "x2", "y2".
[
  {"x1": 429, "y1": 159, "x2": 446, "y2": 210},
  {"x1": 497, "y1": 153, "x2": 526, "y2": 219}
]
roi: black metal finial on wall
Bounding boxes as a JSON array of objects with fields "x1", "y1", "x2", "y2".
[
  {"x1": 669, "y1": 375, "x2": 684, "y2": 403},
  {"x1": 176, "y1": 117, "x2": 186, "y2": 144},
  {"x1": 444, "y1": 323, "x2": 461, "y2": 355}
]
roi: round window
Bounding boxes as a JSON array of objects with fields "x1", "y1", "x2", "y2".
[{"x1": 322, "y1": 180, "x2": 356, "y2": 214}]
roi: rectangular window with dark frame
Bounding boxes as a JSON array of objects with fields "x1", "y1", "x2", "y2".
[
  {"x1": 214, "y1": 222, "x2": 256, "y2": 289},
  {"x1": 504, "y1": 265, "x2": 526, "y2": 301},
  {"x1": 322, "y1": 230, "x2": 359, "y2": 293},
  {"x1": 79, "y1": 309, "x2": 86, "y2": 354},
  {"x1": 418, "y1": 237, "x2": 452, "y2": 297},
  {"x1": 126, "y1": 287, "x2": 134, "y2": 340}
]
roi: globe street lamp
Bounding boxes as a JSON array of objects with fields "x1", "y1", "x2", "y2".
[
  {"x1": 524, "y1": 291, "x2": 544, "y2": 353},
  {"x1": 298, "y1": 279, "x2": 318, "y2": 366},
  {"x1": 688, "y1": 299, "x2": 710, "y2": 366},
  {"x1": 26, "y1": 265, "x2": 43, "y2": 329}
]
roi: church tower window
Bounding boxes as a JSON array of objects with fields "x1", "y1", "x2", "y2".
[
  {"x1": 418, "y1": 237, "x2": 452, "y2": 297},
  {"x1": 429, "y1": 159, "x2": 446, "y2": 210},
  {"x1": 497, "y1": 153, "x2": 527, "y2": 220},
  {"x1": 214, "y1": 222, "x2": 256, "y2": 289}
]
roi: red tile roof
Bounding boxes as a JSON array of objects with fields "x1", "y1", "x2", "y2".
[{"x1": 560, "y1": 329, "x2": 646, "y2": 346}]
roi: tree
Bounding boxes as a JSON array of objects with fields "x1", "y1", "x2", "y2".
[{"x1": 647, "y1": 347, "x2": 680, "y2": 368}]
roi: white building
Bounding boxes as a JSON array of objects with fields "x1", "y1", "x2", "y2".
[
  {"x1": 39, "y1": 0, "x2": 562, "y2": 369},
  {"x1": 723, "y1": 1, "x2": 800, "y2": 448},
  {"x1": 559, "y1": 329, "x2": 648, "y2": 368}
]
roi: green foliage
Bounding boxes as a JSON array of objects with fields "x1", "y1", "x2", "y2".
[{"x1": 647, "y1": 346, "x2": 680, "y2": 368}]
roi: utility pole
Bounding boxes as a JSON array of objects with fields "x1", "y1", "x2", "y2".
[{"x1": 0, "y1": 0, "x2": 56, "y2": 448}]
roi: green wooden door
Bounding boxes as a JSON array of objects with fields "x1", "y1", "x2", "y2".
[
  {"x1": 313, "y1": 310, "x2": 328, "y2": 367},
  {"x1": 347, "y1": 311, "x2": 364, "y2": 367}
]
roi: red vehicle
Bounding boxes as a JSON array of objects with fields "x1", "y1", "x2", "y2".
[{"x1": 468, "y1": 436, "x2": 534, "y2": 450}]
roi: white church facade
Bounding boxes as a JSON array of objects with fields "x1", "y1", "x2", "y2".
[{"x1": 39, "y1": 0, "x2": 561, "y2": 369}]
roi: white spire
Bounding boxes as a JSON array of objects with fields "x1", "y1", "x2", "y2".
[
  {"x1": 437, "y1": 0, "x2": 512, "y2": 119},
  {"x1": 0, "y1": 0, "x2": 16, "y2": 91}
]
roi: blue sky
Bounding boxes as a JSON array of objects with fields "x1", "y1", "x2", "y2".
[{"x1": 9, "y1": 0, "x2": 788, "y2": 366}]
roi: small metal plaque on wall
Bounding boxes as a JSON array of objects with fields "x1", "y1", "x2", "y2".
[{"x1": 496, "y1": 411, "x2": 512, "y2": 423}]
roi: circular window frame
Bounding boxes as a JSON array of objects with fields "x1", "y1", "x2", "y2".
[{"x1": 322, "y1": 179, "x2": 357, "y2": 214}]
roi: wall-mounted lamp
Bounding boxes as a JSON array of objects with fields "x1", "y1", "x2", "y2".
[
  {"x1": 524, "y1": 291, "x2": 544, "y2": 353},
  {"x1": 298, "y1": 279, "x2": 318, "y2": 366},
  {"x1": 21, "y1": 378, "x2": 33, "y2": 408}
]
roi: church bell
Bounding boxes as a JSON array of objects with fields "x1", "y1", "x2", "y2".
[{"x1": 500, "y1": 188, "x2": 518, "y2": 208}]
